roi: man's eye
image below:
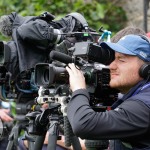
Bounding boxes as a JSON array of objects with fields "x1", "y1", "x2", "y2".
[{"x1": 118, "y1": 59, "x2": 125, "y2": 62}]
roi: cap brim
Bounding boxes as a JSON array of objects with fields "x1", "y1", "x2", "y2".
[{"x1": 100, "y1": 42, "x2": 136, "y2": 55}]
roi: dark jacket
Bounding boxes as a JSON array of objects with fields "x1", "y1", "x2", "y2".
[{"x1": 67, "y1": 80, "x2": 150, "y2": 150}]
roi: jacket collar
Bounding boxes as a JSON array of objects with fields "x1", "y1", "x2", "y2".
[{"x1": 112, "y1": 80, "x2": 147, "y2": 109}]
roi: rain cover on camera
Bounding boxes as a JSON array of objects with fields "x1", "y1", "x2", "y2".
[{"x1": 0, "y1": 12, "x2": 87, "y2": 77}]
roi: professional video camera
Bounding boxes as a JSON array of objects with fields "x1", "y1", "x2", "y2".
[{"x1": 34, "y1": 38, "x2": 118, "y2": 111}]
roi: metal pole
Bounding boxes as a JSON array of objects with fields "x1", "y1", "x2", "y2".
[{"x1": 143, "y1": 0, "x2": 150, "y2": 32}]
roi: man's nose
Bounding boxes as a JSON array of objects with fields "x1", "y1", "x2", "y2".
[{"x1": 109, "y1": 60, "x2": 117, "y2": 70}]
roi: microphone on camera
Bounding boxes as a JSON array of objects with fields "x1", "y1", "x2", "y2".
[
  {"x1": 50, "y1": 51, "x2": 73, "y2": 64},
  {"x1": 0, "y1": 15, "x2": 13, "y2": 37},
  {"x1": 50, "y1": 51, "x2": 86, "y2": 66}
]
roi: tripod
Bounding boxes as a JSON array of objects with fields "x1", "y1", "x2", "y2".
[
  {"x1": 6, "y1": 115, "x2": 35, "y2": 150},
  {"x1": 6, "y1": 92, "x2": 38, "y2": 150},
  {"x1": 27, "y1": 103, "x2": 82, "y2": 150},
  {"x1": 47, "y1": 103, "x2": 82, "y2": 150}
]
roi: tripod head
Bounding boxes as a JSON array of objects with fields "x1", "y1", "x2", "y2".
[{"x1": 26, "y1": 103, "x2": 62, "y2": 135}]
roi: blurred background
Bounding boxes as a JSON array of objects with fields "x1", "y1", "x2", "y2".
[{"x1": 0, "y1": 0, "x2": 149, "y2": 41}]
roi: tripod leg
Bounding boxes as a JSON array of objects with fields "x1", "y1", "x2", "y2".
[
  {"x1": 47, "y1": 120, "x2": 59, "y2": 150},
  {"x1": 33, "y1": 133, "x2": 46, "y2": 150},
  {"x1": 71, "y1": 136, "x2": 82, "y2": 150},
  {"x1": 28, "y1": 142, "x2": 35, "y2": 150},
  {"x1": 6, "y1": 141, "x2": 14, "y2": 150},
  {"x1": 6, "y1": 123, "x2": 20, "y2": 150},
  {"x1": 64, "y1": 116, "x2": 72, "y2": 147},
  {"x1": 24, "y1": 131, "x2": 35, "y2": 150},
  {"x1": 64, "y1": 116, "x2": 82, "y2": 150}
]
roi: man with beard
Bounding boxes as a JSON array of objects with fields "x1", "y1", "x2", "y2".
[{"x1": 66, "y1": 34, "x2": 150, "y2": 150}]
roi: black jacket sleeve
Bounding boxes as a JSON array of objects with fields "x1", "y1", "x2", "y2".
[{"x1": 67, "y1": 89, "x2": 150, "y2": 140}]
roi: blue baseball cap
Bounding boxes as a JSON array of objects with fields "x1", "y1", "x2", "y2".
[{"x1": 100, "y1": 34, "x2": 150, "y2": 62}]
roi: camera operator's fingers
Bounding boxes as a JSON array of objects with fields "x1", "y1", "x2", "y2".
[
  {"x1": 0, "y1": 114, "x2": 13, "y2": 122},
  {"x1": 68, "y1": 63, "x2": 81, "y2": 74},
  {"x1": 2, "y1": 108, "x2": 10, "y2": 113},
  {"x1": 42, "y1": 103, "x2": 49, "y2": 109},
  {"x1": 0, "y1": 109, "x2": 13, "y2": 122},
  {"x1": 66, "y1": 65, "x2": 72, "y2": 76},
  {"x1": 66, "y1": 63, "x2": 86, "y2": 92},
  {"x1": 68, "y1": 63, "x2": 85, "y2": 78}
]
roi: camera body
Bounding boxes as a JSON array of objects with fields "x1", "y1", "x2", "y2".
[{"x1": 34, "y1": 38, "x2": 118, "y2": 110}]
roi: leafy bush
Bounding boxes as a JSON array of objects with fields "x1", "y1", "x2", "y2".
[{"x1": 0, "y1": 0, "x2": 127, "y2": 40}]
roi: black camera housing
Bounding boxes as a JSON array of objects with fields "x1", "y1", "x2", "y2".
[
  {"x1": 35, "y1": 63, "x2": 67, "y2": 87},
  {"x1": 0, "y1": 41, "x2": 11, "y2": 65},
  {"x1": 73, "y1": 42, "x2": 114, "y2": 65}
]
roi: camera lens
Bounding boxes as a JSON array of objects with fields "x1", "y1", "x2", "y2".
[{"x1": 43, "y1": 69, "x2": 49, "y2": 84}]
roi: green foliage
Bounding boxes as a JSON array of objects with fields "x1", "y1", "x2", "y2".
[{"x1": 0, "y1": 0, "x2": 127, "y2": 40}]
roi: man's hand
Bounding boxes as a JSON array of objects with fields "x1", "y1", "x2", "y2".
[
  {"x1": 66, "y1": 63, "x2": 86, "y2": 92},
  {"x1": 0, "y1": 109, "x2": 13, "y2": 122}
]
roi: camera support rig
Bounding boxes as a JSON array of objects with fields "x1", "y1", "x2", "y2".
[{"x1": 25, "y1": 85, "x2": 82, "y2": 150}]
